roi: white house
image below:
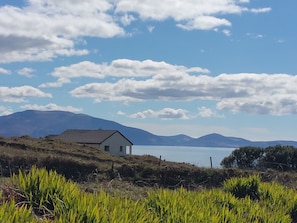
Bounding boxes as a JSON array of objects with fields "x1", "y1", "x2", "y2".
[{"x1": 51, "y1": 129, "x2": 133, "y2": 156}]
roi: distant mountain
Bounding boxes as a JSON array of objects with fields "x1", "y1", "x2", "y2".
[
  {"x1": 187, "y1": 133, "x2": 253, "y2": 148},
  {"x1": 0, "y1": 110, "x2": 297, "y2": 148}
]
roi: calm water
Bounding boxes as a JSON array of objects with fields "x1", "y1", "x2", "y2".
[{"x1": 132, "y1": 145, "x2": 235, "y2": 168}]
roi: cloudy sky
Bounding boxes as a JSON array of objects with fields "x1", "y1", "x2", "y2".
[{"x1": 1, "y1": 0, "x2": 296, "y2": 141}]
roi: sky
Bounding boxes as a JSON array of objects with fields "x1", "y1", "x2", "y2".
[{"x1": 0, "y1": 0, "x2": 297, "y2": 141}]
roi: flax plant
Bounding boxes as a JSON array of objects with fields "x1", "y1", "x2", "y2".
[{"x1": 0, "y1": 166, "x2": 296, "y2": 222}]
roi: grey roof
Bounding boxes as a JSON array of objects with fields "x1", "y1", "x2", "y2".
[{"x1": 53, "y1": 129, "x2": 133, "y2": 145}]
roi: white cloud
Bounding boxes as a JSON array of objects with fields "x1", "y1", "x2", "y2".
[
  {"x1": 250, "y1": 7, "x2": 271, "y2": 14},
  {"x1": 147, "y1": 25, "x2": 155, "y2": 33},
  {"x1": 0, "y1": 28, "x2": 89, "y2": 63},
  {"x1": 119, "y1": 13, "x2": 136, "y2": 26},
  {"x1": 69, "y1": 64, "x2": 297, "y2": 115},
  {"x1": 0, "y1": 67, "x2": 11, "y2": 75},
  {"x1": 238, "y1": 0, "x2": 249, "y2": 3},
  {"x1": 0, "y1": 1, "x2": 270, "y2": 63},
  {"x1": 198, "y1": 107, "x2": 224, "y2": 118},
  {"x1": 0, "y1": 106, "x2": 13, "y2": 116},
  {"x1": 0, "y1": 1, "x2": 123, "y2": 63},
  {"x1": 116, "y1": 0, "x2": 270, "y2": 30},
  {"x1": 129, "y1": 108, "x2": 189, "y2": 120},
  {"x1": 40, "y1": 59, "x2": 210, "y2": 88},
  {"x1": 216, "y1": 95, "x2": 297, "y2": 116},
  {"x1": 246, "y1": 33, "x2": 263, "y2": 39},
  {"x1": 0, "y1": 86, "x2": 52, "y2": 102},
  {"x1": 39, "y1": 78, "x2": 71, "y2": 88},
  {"x1": 17, "y1": 67, "x2": 34, "y2": 77},
  {"x1": 20, "y1": 103, "x2": 82, "y2": 113},
  {"x1": 177, "y1": 16, "x2": 231, "y2": 31},
  {"x1": 117, "y1": 110, "x2": 126, "y2": 116},
  {"x1": 222, "y1": 29, "x2": 231, "y2": 36},
  {"x1": 39, "y1": 61, "x2": 104, "y2": 88}
]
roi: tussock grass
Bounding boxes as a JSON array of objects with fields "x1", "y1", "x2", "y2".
[{"x1": 1, "y1": 167, "x2": 297, "y2": 222}]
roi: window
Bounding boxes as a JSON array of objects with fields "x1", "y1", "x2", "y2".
[
  {"x1": 120, "y1": 146, "x2": 123, "y2": 152},
  {"x1": 104, "y1": 145, "x2": 110, "y2": 152}
]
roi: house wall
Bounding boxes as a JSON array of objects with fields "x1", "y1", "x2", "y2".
[{"x1": 100, "y1": 132, "x2": 132, "y2": 156}]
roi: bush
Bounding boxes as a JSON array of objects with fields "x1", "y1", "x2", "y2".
[
  {"x1": 221, "y1": 146, "x2": 263, "y2": 169},
  {"x1": 223, "y1": 175, "x2": 260, "y2": 200},
  {"x1": 221, "y1": 145, "x2": 297, "y2": 171}
]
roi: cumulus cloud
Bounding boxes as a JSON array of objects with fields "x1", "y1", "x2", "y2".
[
  {"x1": 0, "y1": 0, "x2": 270, "y2": 63},
  {"x1": 17, "y1": 67, "x2": 35, "y2": 77},
  {"x1": 0, "y1": 67, "x2": 11, "y2": 75},
  {"x1": 20, "y1": 103, "x2": 82, "y2": 113},
  {"x1": 129, "y1": 108, "x2": 189, "y2": 120},
  {"x1": 0, "y1": 26, "x2": 89, "y2": 63},
  {"x1": 198, "y1": 106, "x2": 224, "y2": 118},
  {"x1": 116, "y1": 0, "x2": 270, "y2": 30},
  {"x1": 67, "y1": 61, "x2": 297, "y2": 115},
  {"x1": 177, "y1": 16, "x2": 231, "y2": 31},
  {"x1": 222, "y1": 29, "x2": 231, "y2": 36},
  {"x1": 39, "y1": 61, "x2": 103, "y2": 88},
  {"x1": 119, "y1": 13, "x2": 137, "y2": 26},
  {"x1": 0, "y1": 106, "x2": 13, "y2": 116},
  {"x1": 40, "y1": 59, "x2": 210, "y2": 88},
  {"x1": 0, "y1": 1, "x2": 123, "y2": 63},
  {"x1": 117, "y1": 110, "x2": 126, "y2": 116},
  {"x1": 0, "y1": 86, "x2": 52, "y2": 102}
]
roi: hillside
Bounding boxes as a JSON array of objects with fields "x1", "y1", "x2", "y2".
[
  {"x1": 1, "y1": 110, "x2": 297, "y2": 147},
  {"x1": 0, "y1": 135, "x2": 246, "y2": 188},
  {"x1": 1, "y1": 136, "x2": 297, "y2": 190}
]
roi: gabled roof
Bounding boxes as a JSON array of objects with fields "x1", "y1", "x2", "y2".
[{"x1": 53, "y1": 129, "x2": 133, "y2": 145}]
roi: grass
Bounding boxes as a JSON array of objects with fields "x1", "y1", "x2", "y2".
[
  {"x1": 2, "y1": 167, "x2": 297, "y2": 222},
  {"x1": 3, "y1": 136, "x2": 297, "y2": 222}
]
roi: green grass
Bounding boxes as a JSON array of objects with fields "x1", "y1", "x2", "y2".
[{"x1": 1, "y1": 167, "x2": 297, "y2": 222}]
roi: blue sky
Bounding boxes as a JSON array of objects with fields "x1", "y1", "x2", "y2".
[{"x1": 0, "y1": 0, "x2": 297, "y2": 141}]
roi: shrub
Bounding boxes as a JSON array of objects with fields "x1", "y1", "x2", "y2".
[{"x1": 223, "y1": 175, "x2": 260, "y2": 200}]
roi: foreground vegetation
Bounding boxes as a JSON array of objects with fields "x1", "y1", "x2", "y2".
[
  {"x1": 2, "y1": 136, "x2": 297, "y2": 221},
  {"x1": 2, "y1": 167, "x2": 297, "y2": 222}
]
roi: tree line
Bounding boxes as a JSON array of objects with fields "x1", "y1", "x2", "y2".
[{"x1": 221, "y1": 145, "x2": 297, "y2": 171}]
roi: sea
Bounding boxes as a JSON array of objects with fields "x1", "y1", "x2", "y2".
[{"x1": 132, "y1": 145, "x2": 236, "y2": 168}]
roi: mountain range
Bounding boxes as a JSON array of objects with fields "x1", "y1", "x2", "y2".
[{"x1": 0, "y1": 110, "x2": 297, "y2": 148}]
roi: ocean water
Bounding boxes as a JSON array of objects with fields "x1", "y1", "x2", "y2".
[{"x1": 132, "y1": 145, "x2": 235, "y2": 168}]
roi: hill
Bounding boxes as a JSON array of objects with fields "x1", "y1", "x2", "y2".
[
  {"x1": 0, "y1": 135, "x2": 245, "y2": 188},
  {"x1": 0, "y1": 110, "x2": 297, "y2": 147}
]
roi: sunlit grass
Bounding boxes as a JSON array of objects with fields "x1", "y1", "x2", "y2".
[{"x1": 1, "y1": 167, "x2": 297, "y2": 222}]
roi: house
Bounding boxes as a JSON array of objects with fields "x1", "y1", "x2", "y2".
[{"x1": 50, "y1": 129, "x2": 133, "y2": 156}]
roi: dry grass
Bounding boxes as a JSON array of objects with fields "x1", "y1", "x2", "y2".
[{"x1": 1, "y1": 135, "x2": 297, "y2": 193}]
